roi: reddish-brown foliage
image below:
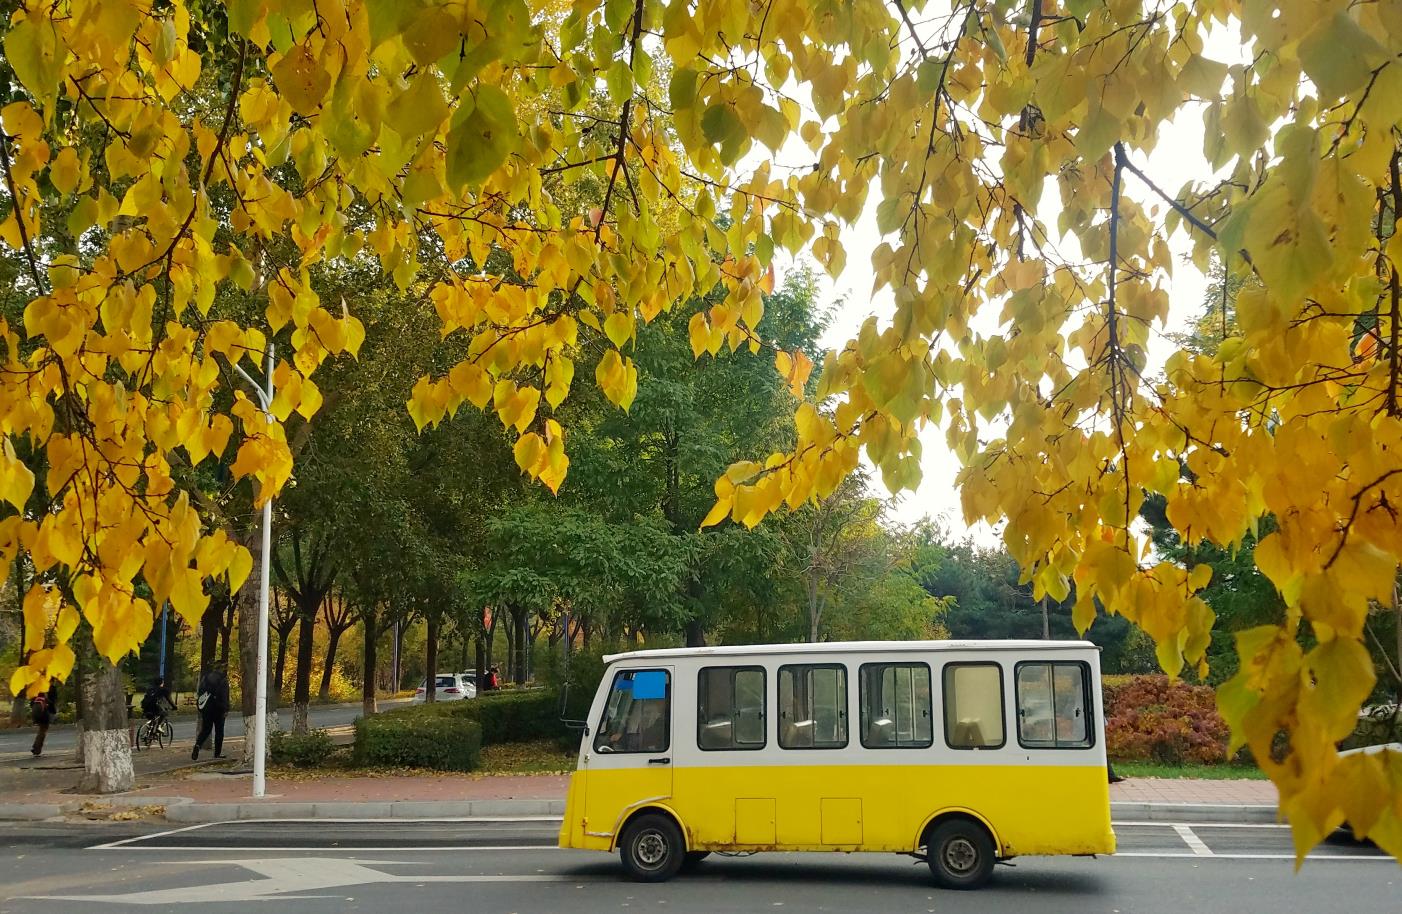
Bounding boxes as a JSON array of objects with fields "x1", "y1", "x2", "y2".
[{"x1": 1104, "y1": 675, "x2": 1230, "y2": 765}]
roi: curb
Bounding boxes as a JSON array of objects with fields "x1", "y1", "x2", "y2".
[
  {"x1": 162, "y1": 798, "x2": 567, "y2": 823},
  {"x1": 2, "y1": 797, "x2": 1278, "y2": 826},
  {"x1": 1111, "y1": 801, "x2": 1279, "y2": 824}
]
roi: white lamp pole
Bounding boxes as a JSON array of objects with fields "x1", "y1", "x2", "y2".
[{"x1": 233, "y1": 344, "x2": 274, "y2": 798}]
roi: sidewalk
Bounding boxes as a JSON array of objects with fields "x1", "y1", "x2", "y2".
[{"x1": 1, "y1": 764, "x2": 1276, "y2": 824}]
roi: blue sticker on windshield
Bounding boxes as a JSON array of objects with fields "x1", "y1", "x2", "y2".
[{"x1": 632, "y1": 671, "x2": 666, "y2": 700}]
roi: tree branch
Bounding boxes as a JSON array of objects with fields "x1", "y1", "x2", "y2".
[{"x1": 0, "y1": 127, "x2": 46, "y2": 293}]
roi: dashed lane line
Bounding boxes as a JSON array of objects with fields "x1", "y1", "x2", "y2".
[{"x1": 1172, "y1": 824, "x2": 1214, "y2": 856}]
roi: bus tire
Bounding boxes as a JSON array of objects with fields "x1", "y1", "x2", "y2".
[
  {"x1": 926, "y1": 819, "x2": 995, "y2": 890},
  {"x1": 619, "y1": 813, "x2": 685, "y2": 882},
  {"x1": 680, "y1": 851, "x2": 710, "y2": 872}
]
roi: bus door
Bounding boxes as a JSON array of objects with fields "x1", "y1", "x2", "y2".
[{"x1": 584, "y1": 667, "x2": 674, "y2": 842}]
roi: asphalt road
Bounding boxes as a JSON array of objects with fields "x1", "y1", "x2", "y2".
[
  {"x1": 0, "y1": 701, "x2": 407, "y2": 757},
  {"x1": 1, "y1": 818, "x2": 1395, "y2": 913}
]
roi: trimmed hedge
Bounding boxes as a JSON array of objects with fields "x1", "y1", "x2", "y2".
[
  {"x1": 1105, "y1": 675, "x2": 1230, "y2": 764},
  {"x1": 381, "y1": 690, "x2": 564, "y2": 744},
  {"x1": 354, "y1": 713, "x2": 482, "y2": 771},
  {"x1": 269, "y1": 729, "x2": 336, "y2": 768}
]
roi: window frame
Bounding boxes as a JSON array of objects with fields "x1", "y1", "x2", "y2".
[
  {"x1": 592, "y1": 668, "x2": 671, "y2": 755},
  {"x1": 941, "y1": 661, "x2": 1007, "y2": 751},
  {"x1": 696, "y1": 665, "x2": 768, "y2": 752},
  {"x1": 1013, "y1": 660, "x2": 1095, "y2": 750},
  {"x1": 777, "y1": 663, "x2": 849, "y2": 750},
  {"x1": 858, "y1": 661, "x2": 934, "y2": 750}
]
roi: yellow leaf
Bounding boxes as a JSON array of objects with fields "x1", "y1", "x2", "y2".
[
  {"x1": 168, "y1": 566, "x2": 209, "y2": 625},
  {"x1": 700, "y1": 497, "x2": 731, "y2": 529},
  {"x1": 513, "y1": 432, "x2": 548, "y2": 478},
  {"x1": 269, "y1": 43, "x2": 331, "y2": 116},
  {"x1": 228, "y1": 545, "x2": 253, "y2": 593},
  {"x1": 688, "y1": 312, "x2": 710, "y2": 359},
  {"x1": 604, "y1": 311, "x2": 633, "y2": 349},
  {"x1": 50, "y1": 146, "x2": 80, "y2": 195},
  {"x1": 1, "y1": 438, "x2": 35, "y2": 510}
]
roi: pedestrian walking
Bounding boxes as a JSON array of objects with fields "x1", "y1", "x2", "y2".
[
  {"x1": 192, "y1": 664, "x2": 230, "y2": 760},
  {"x1": 29, "y1": 679, "x2": 59, "y2": 756}
]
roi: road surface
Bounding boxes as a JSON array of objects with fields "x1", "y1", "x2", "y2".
[
  {"x1": 0, "y1": 701, "x2": 406, "y2": 757},
  {"x1": 1, "y1": 817, "x2": 1395, "y2": 913}
]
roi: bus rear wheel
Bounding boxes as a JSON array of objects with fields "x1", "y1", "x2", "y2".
[
  {"x1": 926, "y1": 819, "x2": 995, "y2": 890},
  {"x1": 620, "y1": 814, "x2": 685, "y2": 883}
]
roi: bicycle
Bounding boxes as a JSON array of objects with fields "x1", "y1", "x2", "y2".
[{"x1": 137, "y1": 713, "x2": 174, "y2": 750}]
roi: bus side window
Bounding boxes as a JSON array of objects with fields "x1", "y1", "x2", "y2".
[
  {"x1": 697, "y1": 666, "x2": 766, "y2": 750},
  {"x1": 859, "y1": 663, "x2": 933, "y2": 749},
  {"x1": 943, "y1": 663, "x2": 1005, "y2": 750},
  {"x1": 594, "y1": 669, "x2": 670, "y2": 754},
  {"x1": 778, "y1": 664, "x2": 848, "y2": 749},
  {"x1": 1016, "y1": 662, "x2": 1092, "y2": 749}
]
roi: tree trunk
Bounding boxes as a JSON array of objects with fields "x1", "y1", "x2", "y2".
[
  {"x1": 684, "y1": 619, "x2": 707, "y2": 648},
  {"x1": 77, "y1": 656, "x2": 133, "y2": 793},
  {"x1": 199, "y1": 599, "x2": 222, "y2": 679},
  {"x1": 425, "y1": 615, "x2": 439, "y2": 702},
  {"x1": 292, "y1": 609, "x2": 315, "y2": 734},
  {"x1": 218, "y1": 595, "x2": 235, "y2": 668},
  {"x1": 318, "y1": 626, "x2": 345, "y2": 701},
  {"x1": 274, "y1": 623, "x2": 292, "y2": 695},
  {"x1": 511, "y1": 604, "x2": 529, "y2": 685},
  {"x1": 236, "y1": 526, "x2": 272, "y2": 765},
  {"x1": 361, "y1": 609, "x2": 378, "y2": 718},
  {"x1": 474, "y1": 638, "x2": 486, "y2": 691}
]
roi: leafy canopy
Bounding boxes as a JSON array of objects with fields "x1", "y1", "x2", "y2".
[{"x1": 4, "y1": 0, "x2": 1402, "y2": 861}]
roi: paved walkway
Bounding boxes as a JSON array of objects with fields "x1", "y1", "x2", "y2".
[
  {"x1": 3, "y1": 761, "x2": 1275, "y2": 823},
  {"x1": 1110, "y1": 776, "x2": 1277, "y2": 805}
]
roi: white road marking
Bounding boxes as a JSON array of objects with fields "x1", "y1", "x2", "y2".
[
  {"x1": 1172, "y1": 824, "x2": 1214, "y2": 856},
  {"x1": 1112, "y1": 853, "x2": 1391, "y2": 861},
  {"x1": 21, "y1": 857, "x2": 605, "y2": 905},
  {"x1": 89, "y1": 816, "x2": 562, "y2": 849}
]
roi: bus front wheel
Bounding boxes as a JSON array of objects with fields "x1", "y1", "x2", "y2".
[
  {"x1": 620, "y1": 813, "x2": 685, "y2": 882},
  {"x1": 925, "y1": 819, "x2": 995, "y2": 890}
]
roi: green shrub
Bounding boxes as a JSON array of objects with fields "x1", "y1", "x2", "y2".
[
  {"x1": 269, "y1": 729, "x2": 336, "y2": 768},
  {"x1": 383, "y1": 690, "x2": 567, "y2": 744},
  {"x1": 354, "y1": 713, "x2": 482, "y2": 771}
]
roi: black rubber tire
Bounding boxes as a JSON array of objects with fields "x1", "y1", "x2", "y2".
[
  {"x1": 925, "y1": 819, "x2": 996, "y2": 890},
  {"x1": 680, "y1": 851, "x2": 710, "y2": 872},
  {"x1": 619, "y1": 814, "x2": 686, "y2": 883}
]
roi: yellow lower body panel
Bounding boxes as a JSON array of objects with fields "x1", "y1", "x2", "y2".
[{"x1": 559, "y1": 764, "x2": 1115, "y2": 858}]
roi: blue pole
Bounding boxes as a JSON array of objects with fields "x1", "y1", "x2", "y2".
[{"x1": 158, "y1": 603, "x2": 168, "y2": 680}]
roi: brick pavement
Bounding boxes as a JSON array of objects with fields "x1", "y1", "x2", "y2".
[
  {"x1": 1110, "y1": 776, "x2": 1277, "y2": 805},
  {"x1": 5, "y1": 764, "x2": 1275, "y2": 810}
]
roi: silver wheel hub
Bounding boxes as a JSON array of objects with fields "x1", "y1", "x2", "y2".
[
  {"x1": 943, "y1": 837, "x2": 978, "y2": 874},
  {"x1": 636, "y1": 832, "x2": 667, "y2": 867}
]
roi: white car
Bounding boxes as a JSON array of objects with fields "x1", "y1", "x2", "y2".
[
  {"x1": 1336, "y1": 742, "x2": 1400, "y2": 843},
  {"x1": 411, "y1": 672, "x2": 477, "y2": 702}
]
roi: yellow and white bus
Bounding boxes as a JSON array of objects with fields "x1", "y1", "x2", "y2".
[{"x1": 558, "y1": 640, "x2": 1115, "y2": 888}]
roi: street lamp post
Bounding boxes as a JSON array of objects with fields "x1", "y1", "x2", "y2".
[{"x1": 232, "y1": 344, "x2": 274, "y2": 799}]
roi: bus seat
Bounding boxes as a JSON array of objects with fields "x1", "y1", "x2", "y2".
[
  {"x1": 867, "y1": 717, "x2": 895, "y2": 747},
  {"x1": 782, "y1": 718, "x2": 813, "y2": 746},
  {"x1": 699, "y1": 719, "x2": 733, "y2": 749},
  {"x1": 953, "y1": 719, "x2": 985, "y2": 748}
]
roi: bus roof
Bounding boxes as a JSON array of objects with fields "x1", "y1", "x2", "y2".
[{"x1": 602, "y1": 639, "x2": 1099, "y2": 664}]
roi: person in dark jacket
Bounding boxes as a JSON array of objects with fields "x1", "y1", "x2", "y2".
[
  {"x1": 30, "y1": 680, "x2": 59, "y2": 756},
  {"x1": 192, "y1": 665, "x2": 231, "y2": 760}
]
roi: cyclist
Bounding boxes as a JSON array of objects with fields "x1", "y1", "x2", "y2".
[{"x1": 140, "y1": 676, "x2": 175, "y2": 738}]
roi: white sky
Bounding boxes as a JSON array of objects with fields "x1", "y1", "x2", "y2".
[{"x1": 764, "y1": 19, "x2": 1242, "y2": 544}]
